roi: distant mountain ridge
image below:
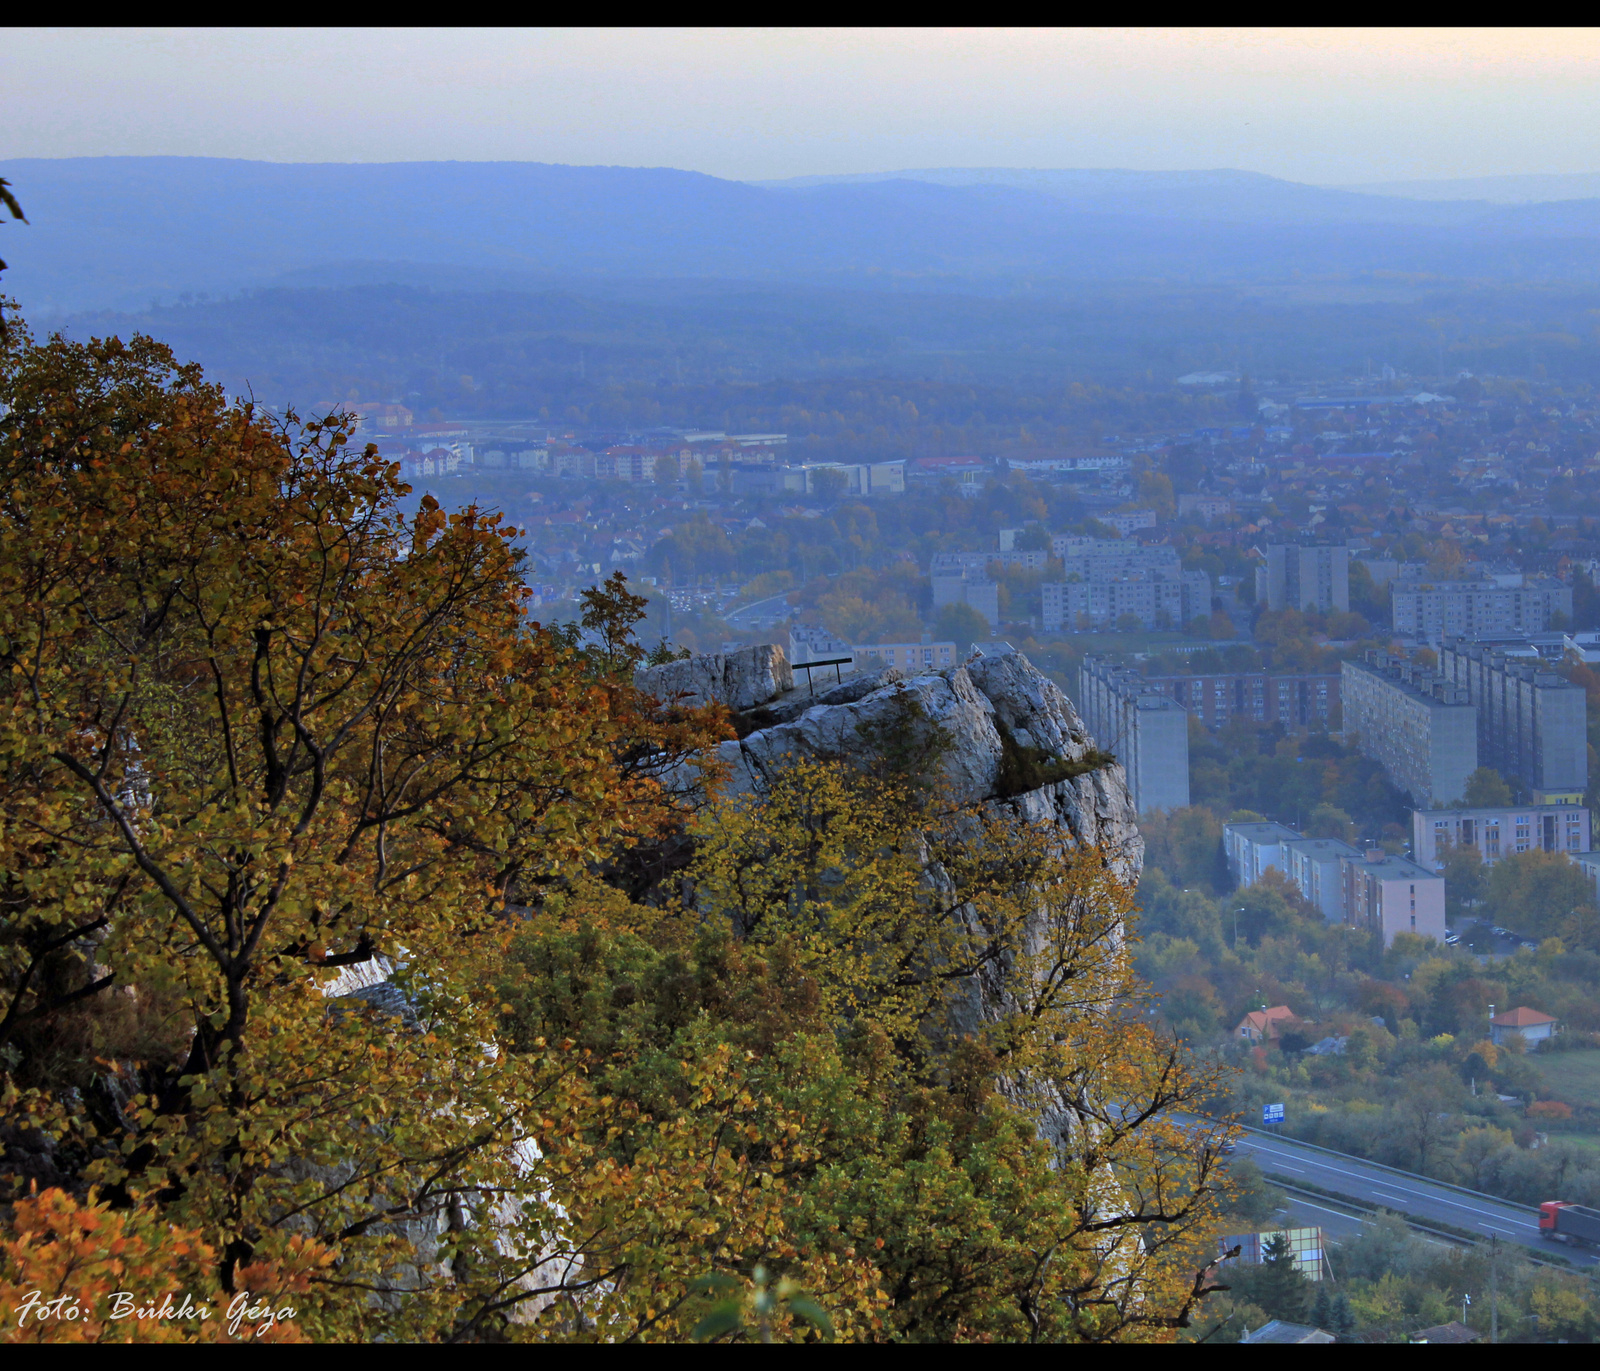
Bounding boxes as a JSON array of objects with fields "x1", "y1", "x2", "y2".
[
  {"x1": 752, "y1": 166, "x2": 1494, "y2": 226},
  {"x1": 1342, "y1": 173, "x2": 1600, "y2": 204},
  {"x1": 6, "y1": 157, "x2": 1600, "y2": 316}
]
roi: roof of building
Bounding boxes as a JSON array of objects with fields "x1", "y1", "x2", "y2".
[
  {"x1": 1240, "y1": 1320, "x2": 1336, "y2": 1344},
  {"x1": 1421, "y1": 802, "x2": 1588, "y2": 819},
  {"x1": 1492, "y1": 1006, "x2": 1557, "y2": 1028},
  {"x1": 1350, "y1": 853, "x2": 1437, "y2": 882},
  {"x1": 1408, "y1": 1320, "x2": 1479, "y2": 1344},
  {"x1": 1283, "y1": 836, "x2": 1361, "y2": 857},
  {"x1": 1224, "y1": 822, "x2": 1304, "y2": 842},
  {"x1": 1236, "y1": 1006, "x2": 1300, "y2": 1036}
]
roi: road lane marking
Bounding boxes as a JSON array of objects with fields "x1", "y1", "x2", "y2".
[
  {"x1": 1285, "y1": 1198, "x2": 1365, "y2": 1220},
  {"x1": 1238, "y1": 1141, "x2": 1536, "y2": 1226}
]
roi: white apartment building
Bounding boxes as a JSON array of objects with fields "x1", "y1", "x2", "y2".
[
  {"x1": 1224, "y1": 822, "x2": 1304, "y2": 887},
  {"x1": 789, "y1": 625, "x2": 854, "y2": 667},
  {"x1": 1229, "y1": 821, "x2": 1445, "y2": 944},
  {"x1": 1042, "y1": 570, "x2": 1211, "y2": 632},
  {"x1": 1392, "y1": 578, "x2": 1572, "y2": 644},
  {"x1": 1343, "y1": 851, "x2": 1446, "y2": 946},
  {"x1": 1413, "y1": 804, "x2": 1591, "y2": 869},
  {"x1": 1258, "y1": 544, "x2": 1350, "y2": 613},
  {"x1": 932, "y1": 571, "x2": 1000, "y2": 628},
  {"x1": 1283, "y1": 836, "x2": 1364, "y2": 921}
]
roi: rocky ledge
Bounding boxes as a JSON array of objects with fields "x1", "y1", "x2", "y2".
[{"x1": 636, "y1": 643, "x2": 1142, "y2": 885}]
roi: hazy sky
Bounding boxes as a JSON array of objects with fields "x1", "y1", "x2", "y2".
[{"x1": 8, "y1": 27, "x2": 1600, "y2": 184}]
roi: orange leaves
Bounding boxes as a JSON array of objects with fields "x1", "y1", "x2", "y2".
[{"x1": 0, "y1": 1188, "x2": 329, "y2": 1343}]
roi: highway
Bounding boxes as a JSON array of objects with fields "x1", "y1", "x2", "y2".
[
  {"x1": 1229, "y1": 1128, "x2": 1598, "y2": 1268},
  {"x1": 723, "y1": 590, "x2": 797, "y2": 631}
]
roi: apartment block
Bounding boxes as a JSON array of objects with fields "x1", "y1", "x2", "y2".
[
  {"x1": 1569, "y1": 850, "x2": 1600, "y2": 905},
  {"x1": 1343, "y1": 851, "x2": 1446, "y2": 946},
  {"x1": 1076, "y1": 659, "x2": 1190, "y2": 813},
  {"x1": 932, "y1": 570, "x2": 1000, "y2": 628},
  {"x1": 930, "y1": 550, "x2": 1052, "y2": 575},
  {"x1": 1051, "y1": 537, "x2": 1180, "y2": 577},
  {"x1": 1413, "y1": 804, "x2": 1591, "y2": 870},
  {"x1": 1257, "y1": 544, "x2": 1350, "y2": 613},
  {"x1": 1177, "y1": 494, "x2": 1234, "y2": 522},
  {"x1": 1437, "y1": 638, "x2": 1588, "y2": 803},
  {"x1": 1228, "y1": 820, "x2": 1443, "y2": 942},
  {"x1": 1145, "y1": 671, "x2": 1339, "y2": 730},
  {"x1": 1392, "y1": 577, "x2": 1572, "y2": 644},
  {"x1": 1283, "y1": 836, "x2": 1364, "y2": 921},
  {"x1": 1224, "y1": 822, "x2": 1304, "y2": 886},
  {"x1": 789, "y1": 625, "x2": 854, "y2": 667},
  {"x1": 853, "y1": 640, "x2": 958, "y2": 673},
  {"x1": 1341, "y1": 652, "x2": 1478, "y2": 808},
  {"x1": 595, "y1": 446, "x2": 657, "y2": 482},
  {"x1": 1042, "y1": 570, "x2": 1211, "y2": 632},
  {"x1": 1101, "y1": 509, "x2": 1158, "y2": 536}
]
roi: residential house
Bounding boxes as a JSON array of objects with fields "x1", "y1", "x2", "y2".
[
  {"x1": 1490, "y1": 1007, "x2": 1557, "y2": 1047},
  {"x1": 1234, "y1": 1006, "x2": 1301, "y2": 1042}
]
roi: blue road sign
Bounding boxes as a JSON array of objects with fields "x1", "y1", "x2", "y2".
[{"x1": 1263, "y1": 1102, "x2": 1286, "y2": 1125}]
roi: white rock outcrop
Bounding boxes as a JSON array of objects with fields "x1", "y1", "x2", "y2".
[
  {"x1": 633, "y1": 643, "x2": 793, "y2": 712},
  {"x1": 685, "y1": 644, "x2": 1141, "y2": 884}
]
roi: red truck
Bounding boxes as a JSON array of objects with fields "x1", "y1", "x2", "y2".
[{"x1": 1540, "y1": 1201, "x2": 1600, "y2": 1247}]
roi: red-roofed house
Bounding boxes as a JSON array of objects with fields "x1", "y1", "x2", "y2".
[
  {"x1": 1491, "y1": 1007, "x2": 1558, "y2": 1047},
  {"x1": 1235, "y1": 1006, "x2": 1301, "y2": 1043}
]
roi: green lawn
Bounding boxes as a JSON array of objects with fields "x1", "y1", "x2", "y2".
[
  {"x1": 1532, "y1": 1050, "x2": 1600, "y2": 1111},
  {"x1": 1540, "y1": 1128, "x2": 1600, "y2": 1155}
]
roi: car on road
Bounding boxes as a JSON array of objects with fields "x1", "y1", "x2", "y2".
[{"x1": 1444, "y1": 932, "x2": 1460, "y2": 946}]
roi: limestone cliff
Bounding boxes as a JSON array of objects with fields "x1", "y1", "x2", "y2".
[{"x1": 635, "y1": 643, "x2": 1142, "y2": 886}]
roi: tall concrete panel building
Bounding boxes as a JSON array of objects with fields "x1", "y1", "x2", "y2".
[
  {"x1": 1436, "y1": 638, "x2": 1588, "y2": 804},
  {"x1": 1143, "y1": 670, "x2": 1340, "y2": 731},
  {"x1": 1258, "y1": 544, "x2": 1350, "y2": 613},
  {"x1": 1076, "y1": 659, "x2": 1190, "y2": 813},
  {"x1": 1226, "y1": 820, "x2": 1442, "y2": 944},
  {"x1": 1050, "y1": 537, "x2": 1178, "y2": 573},
  {"x1": 1341, "y1": 652, "x2": 1478, "y2": 808}
]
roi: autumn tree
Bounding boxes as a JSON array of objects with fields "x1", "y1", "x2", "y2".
[
  {"x1": 0, "y1": 325, "x2": 725, "y2": 1338},
  {"x1": 2, "y1": 320, "x2": 1234, "y2": 1342},
  {"x1": 499, "y1": 758, "x2": 1236, "y2": 1341},
  {"x1": 1461, "y1": 766, "x2": 1513, "y2": 808},
  {"x1": 1483, "y1": 849, "x2": 1596, "y2": 942}
]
